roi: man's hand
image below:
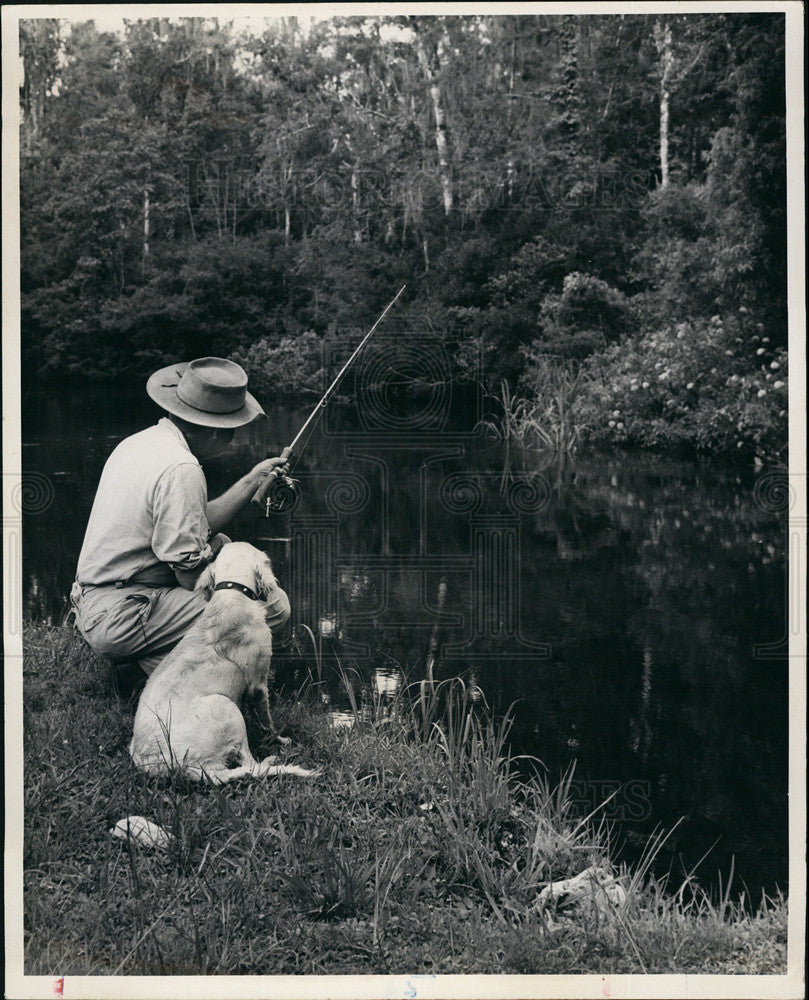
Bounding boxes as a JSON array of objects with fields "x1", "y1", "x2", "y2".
[
  {"x1": 207, "y1": 447, "x2": 294, "y2": 534},
  {"x1": 249, "y1": 447, "x2": 293, "y2": 490}
]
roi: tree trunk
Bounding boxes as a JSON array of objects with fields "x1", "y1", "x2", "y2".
[
  {"x1": 413, "y1": 25, "x2": 453, "y2": 217},
  {"x1": 143, "y1": 187, "x2": 150, "y2": 265},
  {"x1": 655, "y1": 18, "x2": 673, "y2": 188},
  {"x1": 351, "y1": 162, "x2": 362, "y2": 244}
]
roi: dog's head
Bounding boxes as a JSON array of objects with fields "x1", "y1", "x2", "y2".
[{"x1": 195, "y1": 542, "x2": 281, "y2": 604}]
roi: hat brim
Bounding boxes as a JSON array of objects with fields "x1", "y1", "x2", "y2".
[{"x1": 146, "y1": 362, "x2": 265, "y2": 428}]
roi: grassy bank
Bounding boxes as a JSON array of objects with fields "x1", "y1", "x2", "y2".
[{"x1": 22, "y1": 622, "x2": 786, "y2": 976}]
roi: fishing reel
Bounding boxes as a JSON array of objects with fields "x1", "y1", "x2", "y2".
[{"x1": 261, "y1": 470, "x2": 300, "y2": 515}]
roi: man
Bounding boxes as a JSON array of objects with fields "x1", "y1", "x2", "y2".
[{"x1": 71, "y1": 356, "x2": 290, "y2": 678}]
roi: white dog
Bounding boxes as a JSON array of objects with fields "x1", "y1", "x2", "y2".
[{"x1": 129, "y1": 542, "x2": 318, "y2": 784}]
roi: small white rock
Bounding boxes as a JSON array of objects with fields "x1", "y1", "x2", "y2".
[
  {"x1": 110, "y1": 816, "x2": 173, "y2": 850},
  {"x1": 535, "y1": 866, "x2": 627, "y2": 917}
]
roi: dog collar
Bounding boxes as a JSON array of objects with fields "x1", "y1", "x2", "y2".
[{"x1": 214, "y1": 581, "x2": 261, "y2": 601}]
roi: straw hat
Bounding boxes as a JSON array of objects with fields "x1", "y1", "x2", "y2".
[{"x1": 146, "y1": 358, "x2": 264, "y2": 428}]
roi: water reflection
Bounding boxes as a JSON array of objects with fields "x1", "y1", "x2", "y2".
[{"x1": 21, "y1": 386, "x2": 787, "y2": 898}]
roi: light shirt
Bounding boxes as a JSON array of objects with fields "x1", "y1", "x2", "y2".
[{"x1": 76, "y1": 418, "x2": 213, "y2": 586}]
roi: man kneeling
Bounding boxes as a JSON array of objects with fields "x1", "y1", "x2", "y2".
[{"x1": 71, "y1": 357, "x2": 289, "y2": 680}]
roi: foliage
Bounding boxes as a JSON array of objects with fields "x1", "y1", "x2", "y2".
[
  {"x1": 234, "y1": 330, "x2": 327, "y2": 400},
  {"x1": 578, "y1": 313, "x2": 787, "y2": 461},
  {"x1": 536, "y1": 272, "x2": 636, "y2": 358},
  {"x1": 18, "y1": 14, "x2": 787, "y2": 457}
]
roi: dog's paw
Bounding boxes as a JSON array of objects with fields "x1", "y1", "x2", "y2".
[{"x1": 287, "y1": 765, "x2": 321, "y2": 779}]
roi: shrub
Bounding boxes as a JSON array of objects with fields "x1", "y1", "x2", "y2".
[
  {"x1": 233, "y1": 329, "x2": 327, "y2": 400},
  {"x1": 535, "y1": 272, "x2": 636, "y2": 358},
  {"x1": 578, "y1": 312, "x2": 787, "y2": 462}
]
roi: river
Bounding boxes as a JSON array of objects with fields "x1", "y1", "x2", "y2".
[{"x1": 20, "y1": 382, "x2": 788, "y2": 901}]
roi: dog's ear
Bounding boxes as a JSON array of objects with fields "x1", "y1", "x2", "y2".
[
  {"x1": 194, "y1": 560, "x2": 216, "y2": 598},
  {"x1": 255, "y1": 556, "x2": 279, "y2": 600}
]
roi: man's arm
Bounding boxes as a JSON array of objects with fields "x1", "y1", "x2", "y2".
[
  {"x1": 206, "y1": 449, "x2": 292, "y2": 533},
  {"x1": 173, "y1": 532, "x2": 230, "y2": 589}
]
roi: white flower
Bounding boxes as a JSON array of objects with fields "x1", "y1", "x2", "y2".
[
  {"x1": 757, "y1": 389, "x2": 766, "y2": 398},
  {"x1": 770, "y1": 361, "x2": 780, "y2": 370},
  {"x1": 773, "y1": 380, "x2": 784, "y2": 389},
  {"x1": 686, "y1": 382, "x2": 694, "y2": 389},
  {"x1": 756, "y1": 348, "x2": 766, "y2": 355},
  {"x1": 642, "y1": 382, "x2": 649, "y2": 389},
  {"x1": 725, "y1": 350, "x2": 733, "y2": 356},
  {"x1": 612, "y1": 410, "x2": 621, "y2": 417},
  {"x1": 762, "y1": 337, "x2": 770, "y2": 343},
  {"x1": 658, "y1": 372, "x2": 667, "y2": 380},
  {"x1": 608, "y1": 420, "x2": 616, "y2": 428},
  {"x1": 617, "y1": 422, "x2": 625, "y2": 430}
]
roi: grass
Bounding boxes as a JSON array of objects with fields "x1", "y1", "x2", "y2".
[
  {"x1": 478, "y1": 365, "x2": 591, "y2": 456},
  {"x1": 21, "y1": 621, "x2": 787, "y2": 976}
]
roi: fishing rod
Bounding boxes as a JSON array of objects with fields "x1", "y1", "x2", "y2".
[{"x1": 252, "y1": 284, "x2": 407, "y2": 513}]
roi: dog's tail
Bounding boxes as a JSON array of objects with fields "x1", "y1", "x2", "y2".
[{"x1": 185, "y1": 758, "x2": 321, "y2": 785}]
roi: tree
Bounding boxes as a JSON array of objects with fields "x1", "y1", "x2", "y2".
[
  {"x1": 19, "y1": 19, "x2": 60, "y2": 152},
  {"x1": 411, "y1": 17, "x2": 454, "y2": 218}
]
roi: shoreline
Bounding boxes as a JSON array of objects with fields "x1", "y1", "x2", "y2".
[{"x1": 20, "y1": 621, "x2": 787, "y2": 976}]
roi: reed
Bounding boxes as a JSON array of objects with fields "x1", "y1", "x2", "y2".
[{"x1": 478, "y1": 362, "x2": 592, "y2": 455}]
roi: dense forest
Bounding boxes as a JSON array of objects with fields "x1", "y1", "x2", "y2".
[{"x1": 19, "y1": 13, "x2": 787, "y2": 460}]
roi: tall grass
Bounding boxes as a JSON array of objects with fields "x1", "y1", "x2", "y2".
[
  {"x1": 21, "y1": 621, "x2": 787, "y2": 975},
  {"x1": 478, "y1": 363, "x2": 592, "y2": 455}
]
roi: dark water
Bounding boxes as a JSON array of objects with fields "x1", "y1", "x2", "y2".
[{"x1": 21, "y1": 383, "x2": 788, "y2": 900}]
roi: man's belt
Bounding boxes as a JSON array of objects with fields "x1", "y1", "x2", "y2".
[{"x1": 78, "y1": 570, "x2": 175, "y2": 589}]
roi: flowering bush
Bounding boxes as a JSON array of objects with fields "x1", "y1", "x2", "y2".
[{"x1": 577, "y1": 312, "x2": 787, "y2": 462}]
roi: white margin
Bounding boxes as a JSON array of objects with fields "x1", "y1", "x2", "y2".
[{"x1": 3, "y1": 3, "x2": 806, "y2": 999}]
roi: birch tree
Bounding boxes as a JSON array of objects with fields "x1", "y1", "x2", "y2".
[
  {"x1": 654, "y1": 18, "x2": 674, "y2": 187},
  {"x1": 411, "y1": 17, "x2": 454, "y2": 217}
]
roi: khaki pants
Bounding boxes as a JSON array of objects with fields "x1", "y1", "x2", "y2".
[{"x1": 70, "y1": 581, "x2": 206, "y2": 675}]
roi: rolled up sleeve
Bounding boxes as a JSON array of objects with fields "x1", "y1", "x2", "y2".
[
  {"x1": 151, "y1": 462, "x2": 212, "y2": 572},
  {"x1": 264, "y1": 584, "x2": 291, "y2": 629}
]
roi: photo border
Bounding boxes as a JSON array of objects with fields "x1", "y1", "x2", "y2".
[{"x1": 3, "y1": 4, "x2": 805, "y2": 998}]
